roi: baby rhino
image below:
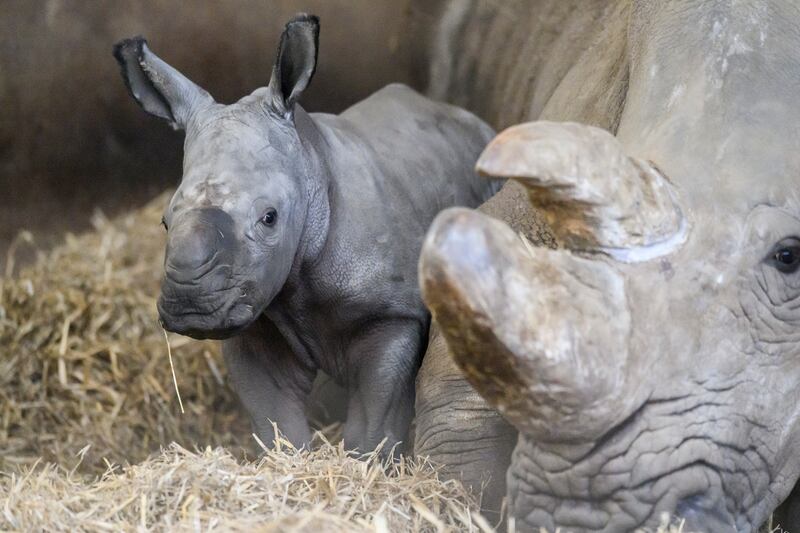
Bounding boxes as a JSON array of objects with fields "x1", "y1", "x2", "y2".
[{"x1": 114, "y1": 14, "x2": 498, "y2": 452}]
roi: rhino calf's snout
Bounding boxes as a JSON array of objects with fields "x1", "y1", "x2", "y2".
[
  {"x1": 158, "y1": 207, "x2": 248, "y2": 339},
  {"x1": 164, "y1": 207, "x2": 236, "y2": 281}
]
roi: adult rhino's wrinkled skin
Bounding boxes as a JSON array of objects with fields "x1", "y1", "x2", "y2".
[
  {"x1": 114, "y1": 15, "x2": 498, "y2": 453},
  {"x1": 416, "y1": 0, "x2": 800, "y2": 530},
  {"x1": 413, "y1": 0, "x2": 634, "y2": 517}
]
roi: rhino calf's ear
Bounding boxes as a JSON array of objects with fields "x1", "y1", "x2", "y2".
[
  {"x1": 113, "y1": 37, "x2": 213, "y2": 130},
  {"x1": 267, "y1": 14, "x2": 320, "y2": 118}
]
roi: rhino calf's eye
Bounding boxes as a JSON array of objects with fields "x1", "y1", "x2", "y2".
[
  {"x1": 260, "y1": 208, "x2": 278, "y2": 227},
  {"x1": 771, "y1": 246, "x2": 800, "y2": 274},
  {"x1": 161, "y1": 217, "x2": 168, "y2": 231}
]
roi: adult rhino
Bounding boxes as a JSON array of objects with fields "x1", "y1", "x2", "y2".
[{"x1": 414, "y1": 0, "x2": 800, "y2": 530}]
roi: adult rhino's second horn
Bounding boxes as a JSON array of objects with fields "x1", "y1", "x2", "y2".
[
  {"x1": 419, "y1": 208, "x2": 642, "y2": 443},
  {"x1": 477, "y1": 121, "x2": 687, "y2": 261}
]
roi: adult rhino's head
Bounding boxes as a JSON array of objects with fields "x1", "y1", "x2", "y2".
[
  {"x1": 420, "y1": 1, "x2": 800, "y2": 530},
  {"x1": 114, "y1": 15, "x2": 324, "y2": 339}
]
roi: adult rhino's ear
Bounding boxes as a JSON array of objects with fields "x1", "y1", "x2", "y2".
[
  {"x1": 267, "y1": 14, "x2": 320, "y2": 119},
  {"x1": 113, "y1": 37, "x2": 213, "y2": 130}
]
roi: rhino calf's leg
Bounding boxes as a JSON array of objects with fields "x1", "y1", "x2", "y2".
[
  {"x1": 306, "y1": 371, "x2": 348, "y2": 427},
  {"x1": 343, "y1": 319, "x2": 424, "y2": 455},
  {"x1": 223, "y1": 318, "x2": 315, "y2": 448}
]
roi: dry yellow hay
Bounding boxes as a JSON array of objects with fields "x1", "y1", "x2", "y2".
[
  {"x1": 1, "y1": 437, "x2": 492, "y2": 533},
  {"x1": 0, "y1": 192, "x2": 248, "y2": 472}
]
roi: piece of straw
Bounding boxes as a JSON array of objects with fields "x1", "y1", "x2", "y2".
[{"x1": 162, "y1": 326, "x2": 185, "y2": 414}]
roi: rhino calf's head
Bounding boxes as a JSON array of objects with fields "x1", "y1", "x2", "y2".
[{"x1": 114, "y1": 16, "x2": 323, "y2": 339}]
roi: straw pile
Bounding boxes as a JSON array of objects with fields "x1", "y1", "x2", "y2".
[
  {"x1": 1, "y1": 439, "x2": 491, "y2": 532},
  {"x1": 0, "y1": 192, "x2": 247, "y2": 472}
]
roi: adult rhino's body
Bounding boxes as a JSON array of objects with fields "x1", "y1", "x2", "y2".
[
  {"x1": 414, "y1": 0, "x2": 800, "y2": 529},
  {"x1": 414, "y1": 0, "x2": 631, "y2": 516}
]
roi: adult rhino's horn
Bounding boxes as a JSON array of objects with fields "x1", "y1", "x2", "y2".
[
  {"x1": 477, "y1": 121, "x2": 687, "y2": 262},
  {"x1": 419, "y1": 208, "x2": 642, "y2": 443}
]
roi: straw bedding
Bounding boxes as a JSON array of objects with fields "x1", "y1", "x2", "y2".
[
  {"x1": 0, "y1": 191, "x2": 699, "y2": 532},
  {"x1": 0, "y1": 192, "x2": 245, "y2": 472},
  {"x1": 1, "y1": 440, "x2": 489, "y2": 532},
  {"x1": 0, "y1": 192, "x2": 491, "y2": 531}
]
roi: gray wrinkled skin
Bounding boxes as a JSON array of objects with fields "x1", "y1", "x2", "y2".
[
  {"x1": 114, "y1": 15, "x2": 498, "y2": 452},
  {"x1": 413, "y1": 0, "x2": 633, "y2": 516},
  {"x1": 417, "y1": 0, "x2": 800, "y2": 530}
]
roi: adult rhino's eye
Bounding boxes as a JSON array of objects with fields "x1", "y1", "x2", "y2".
[
  {"x1": 260, "y1": 208, "x2": 277, "y2": 227},
  {"x1": 161, "y1": 217, "x2": 168, "y2": 231},
  {"x1": 771, "y1": 245, "x2": 800, "y2": 274}
]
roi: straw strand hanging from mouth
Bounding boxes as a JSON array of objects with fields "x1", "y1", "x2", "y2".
[{"x1": 161, "y1": 324, "x2": 185, "y2": 414}]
